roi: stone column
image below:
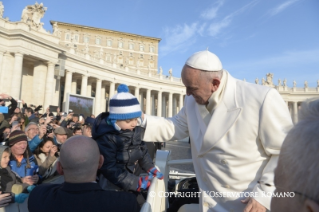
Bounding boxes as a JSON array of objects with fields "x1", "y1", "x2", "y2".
[
  {"x1": 95, "y1": 79, "x2": 102, "y2": 116},
  {"x1": 157, "y1": 91, "x2": 162, "y2": 117},
  {"x1": 100, "y1": 83, "x2": 106, "y2": 113},
  {"x1": 80, "y1": 75, "x2": 88, "y2": 96},
  {"x1": 87, "y1": 79, "x2": 92, "y2": 97},
  {"x1": 168, "y1": 92, "x2": 173, "y2": 117},
  {"x1": 135, "y1": 87, "x2": 140, "y2": 102},
  {"x1": 162, "y1": 95, "x2": 166, "y2": 117},
  {"x1": 10, "y1": 53, "x2": 24, "y2": 99},
  {"x1": 44, "y1": 62, "x2": 55, "y2": 108},
  {"x1": 0, "y1": 51, "x2": 4, "y2": 91},
  {"x1": 63, "y1": 70, "x2": 73, "y2": 104},
  {"x1": 179, "y1": 94, "x2": 184, "y2": 112},
  {"x1": 173, "y1": 95, "x2": 177, "y2": 115},
  {"x1": 33, "y1": 61, "x2": 48, "y2": 108},
  {"x1": 109, "y1": 82, "x2": 115, "y2": 98},
  {"x1": 151, "y1": 94, "x2": 155, "y2": 115},
  {"x1": 53, "y1": 76, "x2": 61, "y2": 107},
  {"x1": 140, "y1": 92, "x2": 144, "y2": 112},
  {"x1": 293, "y1": 101, "x2": 298, "y2": 124},
  {"x1": 71, "y1": 78, "x2": 78, "y2": 94},
  {"x1": 0, "y1": 52, "x2": 13, "y2": 93},
  {"x1": 146, "y1": 89, "x2": 151, "y2": 115}
]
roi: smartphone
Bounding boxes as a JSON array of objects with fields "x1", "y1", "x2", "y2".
[
  {"x1": 0, "y1": 106, "x2": 8, "y2": 113},
  {"x1": 69, "y1": 109, "x2": 73, "y2": 113},
  {"x1": 79, "y1": 115, "x2": 83, "y2": 122}
]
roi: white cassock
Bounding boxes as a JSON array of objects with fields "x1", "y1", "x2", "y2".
[{"x1": 143, "y1": 71, "x2": 293, "y2": 212}]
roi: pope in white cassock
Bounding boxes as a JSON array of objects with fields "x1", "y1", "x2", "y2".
[{"x1": 142, "y1": 50, "x2": 293, "y2": 212}]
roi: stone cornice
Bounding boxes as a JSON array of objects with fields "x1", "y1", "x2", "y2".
[{"x1": 50, "y1": 20, "x2": 161, "y2": 42}]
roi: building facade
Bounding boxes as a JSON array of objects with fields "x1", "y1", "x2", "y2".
[{"x1": 0, "y1": 2, "x2": 318, "y2": 124}]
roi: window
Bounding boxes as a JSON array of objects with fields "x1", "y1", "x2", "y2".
[
  {"x1": 96, "y1": 38, "x2": 101, "y2": 45},
  {"x1": 150, "y1": 56, "x2": 153, "y2": 60},
  {"x1": 140, "y1": 45, "x2": 144, "y2": 51},
  {"x1": 140, "y1": 54, "x2": 143, "y2": 58},
  {"x1": 129, "y1": 53, "x2": 133, "y2": 57},
  {"x1": 149, "y1": 61, "x2": 154, "y2": 68},
  {"x1": 129, "y1": 43, "x2": 134, "y2": 50},
  {"x1": 84, "y1": 36, "x2": 89, "y2": 43},
  {"x1": 129, "y1": 58, "x2": 134, "y2": 65},
  {"x1": 150, "y1": 46, "x2": 154, "y2": 53},
  {"x1": 107, "y1": 40, "x2": 112, "y2": 47},
  {"x1": 74, "y1": 35, "x2": 79, "y2": 42},
  {"x1": 119, "y1": 51, "x2": 123, "y2": 56},
  {"x1": 65, "y1": 33, "x2": 70, "y2": 41},
  {"x1": 118, "y1": 42, "x2": 123, "y2": 48}
]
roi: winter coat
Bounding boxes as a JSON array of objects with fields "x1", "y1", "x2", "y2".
[
  {"x1": 34, "y1": 153, "x2": 58, "y2": 177},
  {"x1": 92, "y1": 112, "x2": 154, "y2": 191},
  {"x1": 0, "y1": 146, "x2": 29, "y2": 193}
]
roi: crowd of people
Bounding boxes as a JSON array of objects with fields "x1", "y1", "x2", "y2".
[{"x1": 0, "y1": 93, "x2": 98, "y2": 209}]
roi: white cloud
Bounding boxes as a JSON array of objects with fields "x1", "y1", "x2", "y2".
[
  {"x1": 160, "y1": 23, "x2": 198, "y2": 56},
  {"x1": 200, "y1": 0, "x2": 224, "y2": 20},
  {"x1": 269, "y1": 0, "x2": 299, "y2": 16},
  {"x1": 207, "y1": 0, "x2": 259, "y2": 37}
]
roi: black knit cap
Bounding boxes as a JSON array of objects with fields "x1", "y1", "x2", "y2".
[{"x1": 8, "y1": 130, "x2": 28, "y2": 147}]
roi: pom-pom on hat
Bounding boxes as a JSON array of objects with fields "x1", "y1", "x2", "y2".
[
  {"x1": 108, "y1": 84, "x2": 141, "y2": 121},
  {"x1": 185, "y1": 50, "x2": 222, "y2": 72}
]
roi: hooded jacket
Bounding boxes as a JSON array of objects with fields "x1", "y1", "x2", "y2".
[
  {"x1": 0, "y1": 146, "x2": 29, "y2": 193},
  {"x1": 92, "y1": 112, "x2": 154, "y2": 191}
]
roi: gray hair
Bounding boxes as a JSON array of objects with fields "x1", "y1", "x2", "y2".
[
  {"x1": 280, "y1": 98, "x2": 319, "y2": 201},
  {"x1": 25, "y1": 122, "x2": 38, "y2": 133}
]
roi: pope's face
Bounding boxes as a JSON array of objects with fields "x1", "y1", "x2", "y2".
[{"x1": 181, "y1": 65, "x2": 213, "y2": 105}]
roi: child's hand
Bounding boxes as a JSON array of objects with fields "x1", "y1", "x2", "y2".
[
  {"x1": 22, "y1": 176, "x2": 34, "y2": 185},
  {"x1": 148, "y1": 167, "x2": 164, "y2": 180},
  {"x1": 136, "y1": 176, "x2": 152, "y2": 192}
]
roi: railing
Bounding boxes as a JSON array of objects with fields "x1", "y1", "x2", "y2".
[{"x1": 140, "y1": 150, "x2": 195, "y2": 212}]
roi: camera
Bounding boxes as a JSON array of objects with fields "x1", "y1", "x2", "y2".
[
  {"x1": 71, "y1": 123, "x2": 82, "y2": 130},
  {"x1": 46, "y1": 124, "x2": 54, "y2": 134}
]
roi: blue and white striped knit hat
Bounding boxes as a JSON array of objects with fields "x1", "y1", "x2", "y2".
[{"x1": 108, "y1": 84, "x2": 141, "y2": 122}]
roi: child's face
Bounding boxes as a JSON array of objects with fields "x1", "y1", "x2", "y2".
[
  {"x1": 1, "y1": 151, "x2": 10, "y2": 168},
  {"x1": 116, "y1": 118, "x2": 138, "y2": 131}
]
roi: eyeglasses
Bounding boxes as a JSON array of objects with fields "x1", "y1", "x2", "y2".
[
  {"x1": 28, "y1": 128, "x2": 39, "y2": 131},
  {"x1": 258, "y1": 181, "x2": 319, "y2": 203}
]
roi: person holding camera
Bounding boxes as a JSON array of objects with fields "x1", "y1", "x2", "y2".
[
  {"x1": 0, "y1": 93, "x2": 17, "y2": 120},
  {"x1": 24, "y1": 107, "x2": 39, "y2": 124},
  {"x1": 33, "y1": 137, "x2": 58, "y2": 179}
]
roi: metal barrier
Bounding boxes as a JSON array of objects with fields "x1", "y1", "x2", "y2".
[{"x1": 140, "y1": 150, "x2": 194, "y2": 212}]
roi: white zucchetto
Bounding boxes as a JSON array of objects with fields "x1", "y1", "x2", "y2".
[{"x1": 185, "y1": 50, "x2": 223, "y2": 71}]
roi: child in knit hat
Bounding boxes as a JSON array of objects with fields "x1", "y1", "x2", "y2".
[
  {"x1": 93, "y1": 84, "x2": 163, "y2": 195},
  {"x1": 0, "y1": 145, "x2": 35, "y2": 204}
]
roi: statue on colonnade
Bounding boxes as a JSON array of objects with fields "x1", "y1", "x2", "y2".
[
  {"x1": 304, "y1": 81, "x2": 308, "y2": 88},
  {"x1": 21, "y1": 2, "x2": 47, "y2": 31},
  {"x1": 255, "y1": 78, "x2": 259, "y2": 84},
  {"x1": 293, "y1": 80, "x2": 297, "y2": 88},
  {"x1": 265, "y1": 73, "x2": 274, "y2": 86},
  {"x1": 168, "y1": 68, "x2": 173, "y2": 77},
  {"x1": 283, "y1": 79, "x2": 287, "y2": 87}
]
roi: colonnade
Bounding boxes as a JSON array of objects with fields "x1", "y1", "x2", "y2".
[
  {"x1": 62, "y1": 71, "x2": 185, "y2": 116},
  {"x1": 286, "y1": 101, "x2": 301, "y2": 124}
]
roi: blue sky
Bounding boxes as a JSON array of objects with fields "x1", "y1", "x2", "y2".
[{"x1": 3, "y1": 0, "x2": 319, "y2": 87}]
